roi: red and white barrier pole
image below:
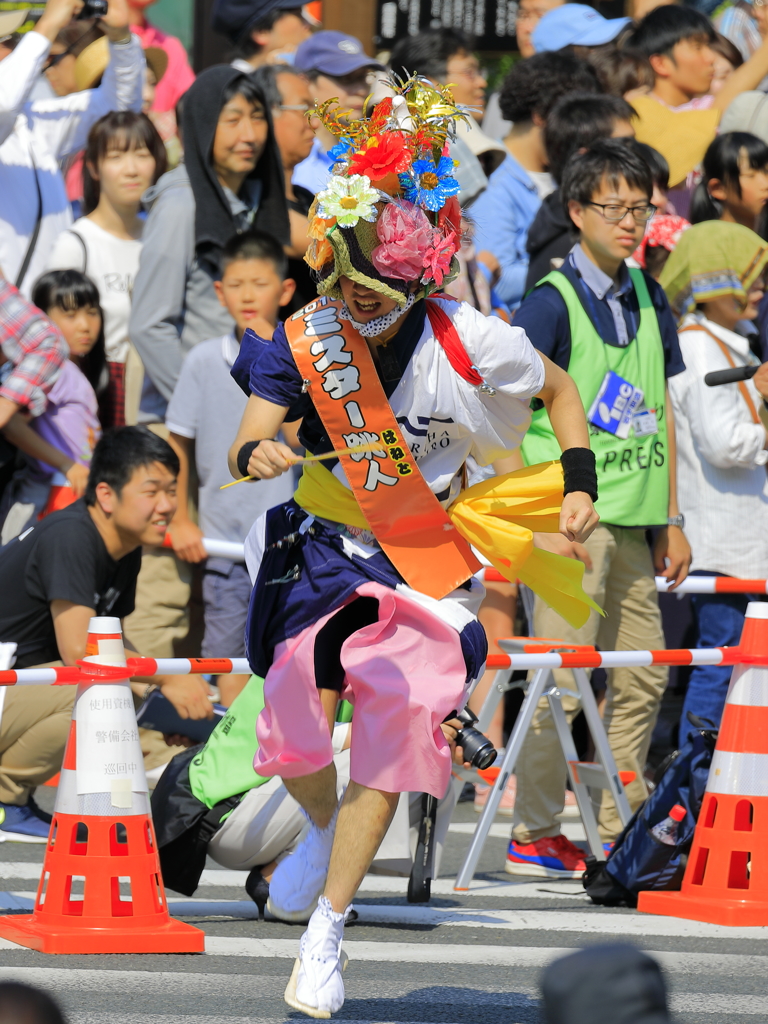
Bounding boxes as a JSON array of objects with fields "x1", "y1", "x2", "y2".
[{"x1": 482, "y1": 566, "x2": 768, "y2": 594}]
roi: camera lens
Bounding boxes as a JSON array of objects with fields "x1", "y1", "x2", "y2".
[{"x1": 456, "y1": 726, "x2": 497, "y2": 771}]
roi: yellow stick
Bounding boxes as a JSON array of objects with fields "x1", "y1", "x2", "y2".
[{"x1": 219, "y1": 442, "x2": 385, "y2": 489}]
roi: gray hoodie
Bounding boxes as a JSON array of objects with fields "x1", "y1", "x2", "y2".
[{"x1": 129, "y1": 165, "x2": 239, "y2": 420}]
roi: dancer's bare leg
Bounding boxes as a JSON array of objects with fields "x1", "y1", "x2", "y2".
[
  {"x1": 282, "y1": 763, "x2": 339, "y2": 829},
  {"x1": 325, "y1": 781, "x2": 399, "y2": 912}
]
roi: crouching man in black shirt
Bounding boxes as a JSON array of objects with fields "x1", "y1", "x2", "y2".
[{"x1": 0, "y1": 427, "x2": 214, "y2": 841}]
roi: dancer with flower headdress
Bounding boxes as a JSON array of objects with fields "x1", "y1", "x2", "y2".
[{"x1": 228, "y1": 77, "x2": 601, "y2": 1018}]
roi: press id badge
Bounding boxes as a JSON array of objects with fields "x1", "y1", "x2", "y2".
[
  {"x1": 632, "y1": 404, "x2": 659, "y2": 437},
  {"x1": 587, "y1": 371, "x2": 644, "y2": 440}
]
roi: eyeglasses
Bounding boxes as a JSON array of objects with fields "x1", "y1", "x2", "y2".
[
  {"x1": 446, "y1": 64, "x2": 487, "y2": 82},
  {"x1": 586, "y1": 202, "x2": 656, "y2": 223}
]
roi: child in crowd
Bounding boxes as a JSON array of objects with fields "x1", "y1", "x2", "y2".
[
  {"x1": 48, "y1": 111, "x2": 167, "y2": 428},
  {"x1": 660, "y1": 221, "x2": 768, "y2": 745},
  {"x1": 0, "y1": 271, "x2": 105, "y2": 541},
  {"x1": 164, "y1": 231, "x2": 297, "y2": 707},
  {"x1": 626, "y1": 5, "x2": 768, "y2": 189},
  {"x1": 511, "y1": 139, "x2": 691, "y2": 877},
  {"x1": 690, "y1": 132, "x2": 768, "y2": 233}
]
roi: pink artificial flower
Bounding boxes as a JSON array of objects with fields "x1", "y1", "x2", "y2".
[
  {"x1": 371, "y1": 201, "x2": 437, "y2": 282},
  {"x1": 422, "y1": 230, "x2": 457, "y2": 287}
]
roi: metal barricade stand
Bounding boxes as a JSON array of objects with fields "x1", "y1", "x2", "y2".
[
  {"x1": 453, "y1": 637, "x2": 633, "y2": 891},
  {"x1": 452, "y1": 636, "x2": 742, "y2": 891}
]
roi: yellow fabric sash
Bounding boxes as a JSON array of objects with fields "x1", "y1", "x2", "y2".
[{"x1": 296, "y1": 459, "x2": 602, "y2": 629}]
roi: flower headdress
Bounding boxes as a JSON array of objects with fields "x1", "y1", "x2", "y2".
[{"x1": 306, "y1": 75, "x2": 467, "y2": 307}]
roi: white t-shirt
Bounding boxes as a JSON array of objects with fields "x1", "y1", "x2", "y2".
[{"x1": 47, "y1": 218, "x2": 143, "y2": 364}]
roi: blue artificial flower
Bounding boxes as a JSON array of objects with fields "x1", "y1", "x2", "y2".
[
  {"x1": 327, "y1": 137, "x2": 355, "y2": 165},
  {"x1": 399, "y1": 154, "x2": 460, "y2": 212}
]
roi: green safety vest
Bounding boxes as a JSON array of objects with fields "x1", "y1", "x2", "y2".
[
  {"x1": 188, "y1": 674, "x2": 354, "y2": 810},
  {"x1": 521, "y1": 268, "x2": 669, "y2": 528}
]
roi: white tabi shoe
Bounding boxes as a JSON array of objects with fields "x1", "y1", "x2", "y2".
[
  {"x1": 267, "y1": 806, "x2": 338, "y2": 922},
  {"x1": 284, "y1": 896, "x2": 349, "y2": 1019}
]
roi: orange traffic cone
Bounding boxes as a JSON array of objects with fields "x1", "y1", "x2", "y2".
[
  {"x1": 639, "y1": 602, "x2": 768, "y2": 926},
  {"x1": 0, "y1": 617, "x2": 205, "y2": 953}
]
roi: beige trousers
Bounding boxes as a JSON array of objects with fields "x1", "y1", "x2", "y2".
[
  {"x1": 512, "y1": 524, "x2": 668, "y2": 842},
  {"x1": 0, "y1": 685, "x2": 76, "y2": 805}
]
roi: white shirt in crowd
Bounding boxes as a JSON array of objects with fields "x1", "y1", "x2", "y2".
[
  {"x1": 668, "y1": 311, "x2": 768, "y2": 579},
  {"x1": 47, "y1": 218, "x2": 142, "y2": 364},
  {"x1": 0, "y1": 29, "x2": 144, "y2": 296}
]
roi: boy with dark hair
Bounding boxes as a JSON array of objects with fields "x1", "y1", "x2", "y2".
[
  {"x1": 165, "y1": 231, "x2": 296, "y2": 707},
  {"x1": 626, "y1": 4, "x2": 768, "y2": 186},
  {"x1": 388, "y1": 27, "x2": 505, "y2": 198},
  {"x1": 509, "y1": 139, "x2": 691, "y2": 878},
  {"x1": 211, "y1": 0, "x2": 312, "y2": 71},
  {"x1": 471, "y1": 53, "x2": 601, "y2": 311},
  {"x1": 525, "y1": 93, "x2": 636, "y2": 291},
  {"x1": 0, "y1": 426, "x2": 212, "y2": 841}
]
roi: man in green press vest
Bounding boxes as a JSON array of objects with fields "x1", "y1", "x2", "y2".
[{"x1": 507, "y1": 139, "x2": 692, "y2": 879}]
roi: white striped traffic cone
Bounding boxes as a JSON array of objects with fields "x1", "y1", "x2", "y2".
[{"x1": 639, "y1": 602, "x2": 768, "y2": 925}]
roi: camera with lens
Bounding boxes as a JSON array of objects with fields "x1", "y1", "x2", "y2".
[
  {"x1": 77, "y1": 0, "x2": 108, "y2": 20},
  {"x1": 449, "y1": 707, "x2": 497, "y2": 771}
]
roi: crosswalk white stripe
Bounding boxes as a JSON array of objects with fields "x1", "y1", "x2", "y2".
[
  {"x1": 0, "y1": 862, "x2": 589, "y2": 899},
  {"x1": 351, "y1": 903, "x2": 768, "y2": 940},
  {"x1": 205, "y1": 938, "x2": 768, "y2": 976},
  {"x1": 0, "y1": 892, "x2": 765, "y2": 940}
]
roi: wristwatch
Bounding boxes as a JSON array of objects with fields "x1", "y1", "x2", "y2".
[{"x1": 667, "y1": 514, "x2": 685, "y2": 528}]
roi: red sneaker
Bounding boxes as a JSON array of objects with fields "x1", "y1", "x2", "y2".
[{"x1": 505, "y1": 834, "x2": 587, "y2": 878}]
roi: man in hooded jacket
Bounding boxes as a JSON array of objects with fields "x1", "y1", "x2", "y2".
[{"x1": 125, "y1": 66, "x2": 289, "y2": 675}]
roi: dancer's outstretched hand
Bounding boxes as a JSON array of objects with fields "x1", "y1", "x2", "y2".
[{"x1": 559, "y1": 491, "x2": 599, "y2": 544}]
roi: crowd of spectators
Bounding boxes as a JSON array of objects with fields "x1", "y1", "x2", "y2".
[{"x1": 0, "y1": 0, "x2": 764, "y2": 891}]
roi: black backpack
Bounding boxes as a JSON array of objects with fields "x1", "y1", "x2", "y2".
[{"x1": 583, "y1": 721, "x2": 717, "y2": 907}]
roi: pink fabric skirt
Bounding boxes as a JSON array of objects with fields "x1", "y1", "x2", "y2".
[{"x1": 254, "y1": 581, "x2": 469, "y2": 797}]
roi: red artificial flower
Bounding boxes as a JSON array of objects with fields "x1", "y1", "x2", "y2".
[
  {"x1": 368, "y1": 97, "x2": 393, "y2": 134},
  {"x1": 438, "y1": 196, "x2": 462, "y2": 249},
  {"x1": 348, "y1": 132, "x2": 413, "y2": 182},
  {"x1": 422, "y1": 230, "x2": 457, "y2": 287}
]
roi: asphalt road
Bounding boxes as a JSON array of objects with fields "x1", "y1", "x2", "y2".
[{"x1": 0, "y1": 793, "x2": 764, "y2": 1024}]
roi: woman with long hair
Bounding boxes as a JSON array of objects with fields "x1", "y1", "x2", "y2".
[{"x1": 47, "y1": 110, "x2": 167, "y2": 428}]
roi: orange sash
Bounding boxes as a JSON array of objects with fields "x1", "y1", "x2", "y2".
[{"x1": 284, "y1": 298, "x2": 481, "y2": 601}]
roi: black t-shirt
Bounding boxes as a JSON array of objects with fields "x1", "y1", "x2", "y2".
[{"x1": 0, "y1": 500, "x2": 142, "y2": 667}]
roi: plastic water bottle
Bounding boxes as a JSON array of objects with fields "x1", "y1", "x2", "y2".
[{"x1": 650, "y1": 804, "x2": 686, "y2": 845}]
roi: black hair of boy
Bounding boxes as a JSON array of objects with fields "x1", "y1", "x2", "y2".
[
  {"x1": 31, "y1": 269, "x2": 108, "y2": 395},
  {"x1": 84, "y1": 426, "x2": 180, "y2": 506},
  {"x1": 624, "y1": 5, "x2": 717, "y2": 59},
  {"x1": 690, "y1": 131, "x2": 768, "y2": 224},
  {"x1": 628, "y1": 139, "x2": 669, "y2": 193},
  {"x1": 560, "y1": 138, "x2": 653, "y2": 221},
  {"x1": 498, "y1": 51, "x2": 601, "y2": 125},
  {"x1": 219, "y1": 229, "x2": 289, "y2": 280},
  {"x1": 235, "y1": 6, "x2": 304, "y2": 60},
  {"x1": 544, "y1": 93, "x2": 635, "y2": 184},
  {"x1": 389, "y1": 26, "x2": 474, "y2": 82}
]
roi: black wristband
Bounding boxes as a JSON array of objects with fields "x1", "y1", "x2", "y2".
[
  {"x1": 237, "y1": 441, "x2": 261, "y2": 478},
  {"x1": 561, "y1": 447, "x2": 598, "y2": 502}
]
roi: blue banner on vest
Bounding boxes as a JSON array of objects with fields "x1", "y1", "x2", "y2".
[{"x1": 587, "y1": 370, "x2": 644, "y2": 440}]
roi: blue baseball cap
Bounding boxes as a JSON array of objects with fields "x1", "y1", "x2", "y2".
[
  {"x1": 294, "y1": 30, "x2": 384, "y2": 77},
  {"x1": 532, "y1": 4, "x2": 631, "y2": 52}
]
